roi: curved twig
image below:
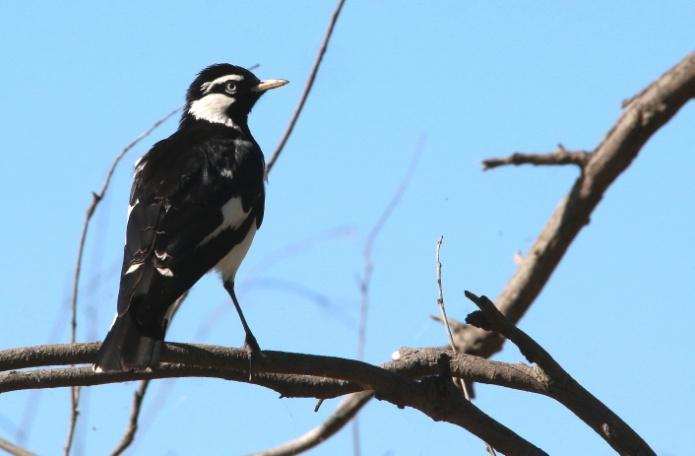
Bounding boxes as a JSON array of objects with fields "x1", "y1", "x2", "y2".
[
  {"x1": 64, "y1": 108, "x2": 179, "y2": 456},
  {"x1": 250, "y1": 391, "x2": 374, "y2": 456},
  {"x1": 109, "y1": 380, "x2": 149, "y2": 456},
  {"x1": 0, "y1": 438, "x2": 36, "y2": 456},
  {"x1": 265, "y1": 0, "x2": 347, "y2": 175}
]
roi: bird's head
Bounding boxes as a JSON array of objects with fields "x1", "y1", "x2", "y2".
[{"x1": 182, "y1": 64, "x2": 287, "y2": 129}]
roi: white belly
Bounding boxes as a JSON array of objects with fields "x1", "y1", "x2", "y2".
[{"x1": 215, "y1": 223, "x2": 257, "y2": 281}]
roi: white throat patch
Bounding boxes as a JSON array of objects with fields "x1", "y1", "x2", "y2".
[{"x1": 188, "y1": 93, "x2": 238, "y2": 129}]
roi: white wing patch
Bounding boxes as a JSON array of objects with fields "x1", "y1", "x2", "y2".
[
  {"x1": 156, "y1": 267, "x2": 174, "y2": 277},
  {"x1": 155, "y1": 250, "x2": 170, "y2": 261},
  {"x1": 200, "y1": 196, "x2": 249, "y2": 246},
  {"x1": 125, "y1": 262, "x2": 143, "y2": 275},
  {"x1": 125, "y1": 199, "x2": 140, "y2": 246},
  {"x1": 127, "y1": 199, "x2": 139, "y2": 219},
  {"x1": 189, "y1": 93, "x2": 238, "y2": 129}
]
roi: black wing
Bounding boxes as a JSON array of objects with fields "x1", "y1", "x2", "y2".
[{"x1": 117, "y1": 128, "x2": 265, "y2": 339}]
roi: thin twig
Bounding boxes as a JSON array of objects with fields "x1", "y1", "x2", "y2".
[
  {"x1": 434, "y1": 236, "x2": 470, "y2": 399},
  {"x1": 109, "y1": 380, "x2": 150, "y2": 456},
  {"x1": 357, "y1": 135, "x2": 424, "y2": 360},
  {"x1": 0, "y1": 438, "x2": 36, "y2": 456},
  {"x1": 244, "y1": 225, "x2": 356, "y2": 280},
  {"x1": 434, "y1": 238, "x2": 495, "y2": 455},
  {"x1": 63, "y1": 108, "x2": 179, "y2": 456},
  {"x1": 265, "y1": 0, "x2": 347, "y2": 175},
  {"x1": 353, "y1": 136, "x2": 424, "y2": 454},
  {"x1": 482, "y1": 144, "x2": 590, "y2": 171},
  {"x1": 350, "y1": 417, "x2": 361, "y2": 456},
  {"x1": 252, "y1": 391, "x2": 374, "y2": 456},
  {"x1": 434, "y1": 237, "x2": 459, "y2": 365}
]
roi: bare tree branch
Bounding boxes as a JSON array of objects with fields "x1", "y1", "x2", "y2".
[
  {"x1": 64, "y1": 108, "x2": 180, "y2": 456},
  {"x1": 464, "y1": 290, "x2": 656, "y2": 456},
  {"x1": 297, "y1": 51, "x2": 694, "y2": 456},
  {"x1": 285, "y1": 50, "x2": 695, "y2": 455},
  {"x1": 1, "y1": 340, "x2": 657, "y2": 454},
  {"x1": 482, "y1": 144, "x2": 590, "y2": 171},
  {"x1": 104, "y1": 292, "x2": 187, "y2": 455},
  {"x1": 459, "y1": 50, "x2": 695, "y2": 359},
  {"x1": 0, "y1": 438, "x2": 36, "y2": 456},
  {"x1": 0, "y1": 342, "x2": 551, "y2": 454},
  {"x1": 3, "y1": 343, "x2": 547, "y2": 454},
  {"x1": 265, "y1": 0, "x2": 347, "y2": 175},
  {"x1": 251, "y1": 391, "x2": 373, "y2": 456}
]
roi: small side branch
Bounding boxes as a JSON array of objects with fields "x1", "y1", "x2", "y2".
[
  {"x1": 0, "y1": 438, "x2": 36, "y2": 456},
  {"x1": 482, "y1": 145, "x2": 590, "y2": 171},
  {"x1": 435, "y1": 238, "x2": 492, "y2": 454},
  {"x1": 464, "y1": 291, "x2": 656, "y2": 456},
  {"x1": 460, "y1": 51, "x2": 695, "y2": 361},
  {"x1": 435, "y1": 237, "x2": 459, "y2": 356}
]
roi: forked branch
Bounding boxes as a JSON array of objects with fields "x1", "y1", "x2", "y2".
[
  {"x1": 459, "y1": 51, "x2": 695, "y2": 359},
  {"x1": 464, "y1": 291, "x2": 655, "y2": 456},
  {"x1": 1, "y1": 339, "x2": 657, "y2": 454}
]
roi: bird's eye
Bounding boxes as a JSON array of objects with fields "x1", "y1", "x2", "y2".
[{"x1": 224, "y1": 81, "x2": 237, "y2": 94}]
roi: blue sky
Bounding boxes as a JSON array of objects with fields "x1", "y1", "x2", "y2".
[{"x1": 1, "y1": 1, "x2": 694, "y2": 455}]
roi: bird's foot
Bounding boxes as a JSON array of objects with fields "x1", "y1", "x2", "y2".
[
  {"x1": 244, "y1": 333, "x2": 261, "y2": 354},
  {"x1": 244, "y1": 334, "x2": 261, "y2": 381}
]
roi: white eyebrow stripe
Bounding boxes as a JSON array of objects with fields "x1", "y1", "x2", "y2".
[{"x1": 201, "y1": 74, "x2": 245, "y2": 93}]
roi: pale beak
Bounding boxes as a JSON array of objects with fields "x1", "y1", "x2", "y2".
[{"x1": 252, "y1": 79, "x2": 289, "y2": 92}]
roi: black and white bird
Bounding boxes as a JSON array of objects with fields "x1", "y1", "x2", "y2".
[{"x1": 94, "y1": 64, "x2": 287, "y2": 372}]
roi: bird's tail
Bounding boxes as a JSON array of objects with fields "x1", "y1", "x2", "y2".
[{"x1": 93, "y1": 311, "x2": 162, "y2": 372}]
